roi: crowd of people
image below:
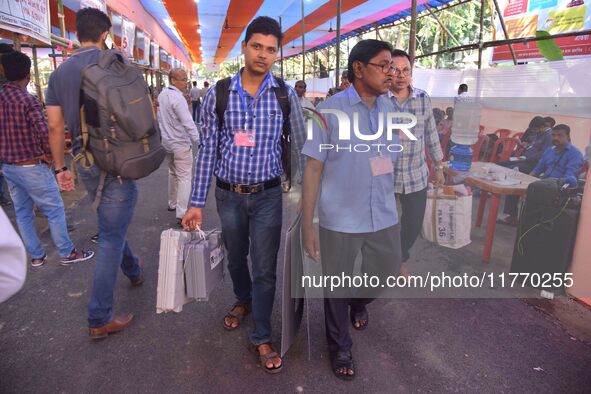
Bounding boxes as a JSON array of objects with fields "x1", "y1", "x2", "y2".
[{"x1": 0, "y1": 7, "x2": 588, "y2": 383}]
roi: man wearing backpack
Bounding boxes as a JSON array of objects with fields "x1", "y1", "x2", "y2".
[
  {"x1": 46, "y1": 8, "x2": 144, "y2": 340},
  {"x1": 182, "y1": 16, "x2": 306, "y2": 373}
]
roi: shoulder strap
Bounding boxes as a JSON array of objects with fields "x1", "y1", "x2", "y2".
[
  {"x1": 215, "y1": 77, "x2": 232, "y2": 131},
  {"x1": 272, "y1": 77, "x2": 291, "y2": 138}
]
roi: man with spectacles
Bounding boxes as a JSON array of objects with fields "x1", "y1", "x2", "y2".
[
  {"x1": 302, "y1": 39, "x2": 402, "y2": 381},
  {"x1": 157, "y1": 68, "x2": 199, "y2": 224},
  {"x1": 388, "y1": 49, "x2": 444, "y2": 269}
]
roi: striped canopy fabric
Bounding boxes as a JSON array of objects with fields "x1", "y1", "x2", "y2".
[{"x1": 139, "y1": 0, "x2": 454, "y2": 65}]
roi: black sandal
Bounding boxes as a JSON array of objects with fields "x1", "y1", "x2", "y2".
[
  {"x1": 222, "y1": 302, "x2": 251, "y2": 331},
  {"x1": 350, "y1": 306, "x2": 369, "y2": 331},
  {"x1": 330, "y1": 350, "x2": 355, "y2": 381},
  {"x1": 248, "y1": 342, "x2": 284, "y2": 374}
]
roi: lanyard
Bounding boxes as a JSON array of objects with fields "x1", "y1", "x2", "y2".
[
  {"x1": 370, "y1": 101, "x2": 384, "y2": 156},
  {"x1": 237, "y1": 72, "x2": 271, "y2": 128}
]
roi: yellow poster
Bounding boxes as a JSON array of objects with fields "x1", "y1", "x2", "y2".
[
  {"x1": 506, "y1": 14, "x2": 539, "y2": 38},
  {"x1": 547, "y1": 6, "x2": 587, "y2": 33}
]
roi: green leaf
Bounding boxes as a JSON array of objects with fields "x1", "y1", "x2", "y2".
[{"x1": 536, "y1": 31, "x2": 564, "y2": 61}]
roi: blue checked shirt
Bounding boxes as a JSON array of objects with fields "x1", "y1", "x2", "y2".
[
  {"x1": 191, "y1": 71, "x2": 306, "y2": 208},
  {"x1": 389, "y1": 87, "x2": 443, "y2": 194}
]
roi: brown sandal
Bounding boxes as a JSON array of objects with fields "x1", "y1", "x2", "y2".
[
  {"x1": 222, "y1": 302, "x2": 251, "y2": 331},
  {"x1": 248, "y1": 343, "x2": 283, "y2": 374}
]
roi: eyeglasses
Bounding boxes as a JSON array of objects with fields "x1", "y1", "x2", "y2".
[{"x1": 367, "y1": 62, "x2": 411, "y2": 76}]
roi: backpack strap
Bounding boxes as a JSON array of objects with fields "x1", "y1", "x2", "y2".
[
  {"x1": 272, "y1": 77, "x2": 292, "y2": 182},
  {"x1": 214, "y1": 75, "x2": 293, "y2": 181},
  {"x1": 272, "y1": 78, "x2": 291, "y2": 139},
  {"x1": 215, "y1": 77, "x2": 232, "y2": 132}
]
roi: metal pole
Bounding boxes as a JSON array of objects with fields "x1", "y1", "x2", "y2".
[
  {"x1": 409, "y1": 0, "x2": 417, "y2": 65},
  {"x1": 492, "y1": 0, "x2": 517, "y2": 65},
  {"x1": 57, "y1": 0, "x2": 68, "y2": 59},
  {"x1": 279, "y1": 16, "x2": 284, "y2": 80},
  {"x1": 301, "y1": 0, "x2": 306, "y2": 80},
  {"x1": 335, "y1": 0, "x2": 341, "y2": 88},
  {"x1": 478, "y1": 0, "x2": 485, "y2": 69},
  {"x1": 12, "y1": 33, "x2": 21, "y2": 51},
  {"x1": 32, "y1": 45, "x2": 43, "y2": 105},
  {"x1": 50, "y1": 46, "x2": 58, "y2": 69}
]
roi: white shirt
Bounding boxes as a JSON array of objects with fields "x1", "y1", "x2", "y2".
[
  {"x1": 198, "y1": 87, "x2": 209, "y2": 100},
  {"x1": 157, "y1": 86, "x2": 200, "y2": 153},
  {"x1": 0, "y1": 208, "x2": 26, "y2": 304},
  {"x1": 299, "y1": 96, "x2": 315, "y2": 111},
  {"x1": 189, "y1": 87, "x2": 201, "y2": 101}
]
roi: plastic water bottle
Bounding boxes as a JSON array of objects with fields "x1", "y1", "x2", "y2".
[
  {"x1": 451, "y1": 95, "x2": 480, "y2": 146},
  {"x1": 449, "y1": 144, "x2": 473, "y2": 171}
]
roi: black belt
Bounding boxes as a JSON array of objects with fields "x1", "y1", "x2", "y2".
[{"x1": 216, "y1": 177, "x2": 281, "y2": 195}]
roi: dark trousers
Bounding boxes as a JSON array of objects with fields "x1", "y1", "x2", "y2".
[
  {"x1": 215, "y1": 185, "x2": 283, "y2": 346},
  {"x1": 498, "y1": 160, "x2": 535, "y2": 216},
  {"x1": 319, "y1": 224, "x2": 401, "y2": 353},
  {"x1": 191, "y1": 101, "x2": 200, "y2": 121},
  {"x1": 396, "y1": 187, "x2": 428, "y2": 262}
]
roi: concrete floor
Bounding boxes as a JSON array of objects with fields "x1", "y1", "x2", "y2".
[{"x1": 1, "y1": 164, "x2": 590, "y2": 393}]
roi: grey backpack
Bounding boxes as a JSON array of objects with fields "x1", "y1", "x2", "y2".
[{"x1": 78, "y1": 50, "x2": 165, "y2": 179}]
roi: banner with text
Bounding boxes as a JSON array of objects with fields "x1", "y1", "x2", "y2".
[
  {"x1": 0, "y1": 0, "x2": 50, "y2": 45},
  {"x1": 121, "y1": 18, "x2": 136, "y2": 59},
  {"x1": 492, "y1": 0, "x2": 591, "y2": 62}
]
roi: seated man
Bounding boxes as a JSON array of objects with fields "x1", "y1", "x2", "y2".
[
  {"x1": 498, "y1": 116, "x2": 550, "y2": 174},
  {"x1": 500, "y1": 124, "x2": 584, "y2": 226}
]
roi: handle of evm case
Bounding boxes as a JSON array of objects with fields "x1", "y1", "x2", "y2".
[{"x1": 189, "y1": 225, "x2": 206, "y2": 241}]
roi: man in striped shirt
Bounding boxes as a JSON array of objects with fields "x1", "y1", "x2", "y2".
[
  {"x1": 182, "y1": 17, "x2": 306, "y2": 374},
  {"x1": 389, "y1": 49, "x2": 444, "y2": 266}
]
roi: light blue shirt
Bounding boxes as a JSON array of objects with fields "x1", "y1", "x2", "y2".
[{"x1": 302, "y1": 86, "x2": 399, "y2": 234}]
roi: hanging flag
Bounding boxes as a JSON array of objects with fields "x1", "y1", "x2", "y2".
[
  {"x1": 144, "y1": 34, "x2": 151, "y2": 66},
  {"x1": 121, "y1": 18, "x2": 136, "y2": 59},
  {"x1": 80, "y1": 0, "x2": 107, "y2": 13},
  {"x1": 153, "y1": 43, "x2": 160, "y2": 69}
]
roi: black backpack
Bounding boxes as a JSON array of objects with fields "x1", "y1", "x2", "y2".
[{"x1": 214, "y1": 76, "x2": 292, "y2": 182}]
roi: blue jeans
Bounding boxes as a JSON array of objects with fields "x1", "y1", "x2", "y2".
[
  {"x1": 76, "y1": 163, "x2": 141, "y2": 328},
  {"x1": 3, "y1": 164, "x2": 74, "y2": 259},
  {"x1": 215, "y1": 184, "x2": 283, "y2": 345}
]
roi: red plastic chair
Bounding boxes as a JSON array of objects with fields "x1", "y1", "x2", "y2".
[
  {"x1": 471, "y1": 135, "x2": 488, "y2": 162},
  {"x1": 488, "y1": 137, "x2": 519, "y2": 163},
  {"x1": 513, "y1": 132, "x2": 524, "y2": 140},
  {"x1": 494, "y1": 129, "x2": 512, "y2": 139},
  {"x1": 580, "y1": 160, "x2": 589, "y2": 179}
]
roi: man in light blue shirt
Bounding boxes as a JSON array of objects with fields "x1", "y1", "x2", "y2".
[
  {"x1": 301, "y1": 39, "x2": 401, "y2": 381},
  {"x1": 157, "y1": 68, "x2": 199, "y2": 221}
]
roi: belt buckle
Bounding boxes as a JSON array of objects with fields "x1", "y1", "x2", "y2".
[{"x1": 233, "y1": 184, "x2": 251, "y2": 195}]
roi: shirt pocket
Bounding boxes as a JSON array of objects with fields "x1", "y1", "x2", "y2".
[
  {"x1": 224, "y1": 109, "x2": 246, "y2": 131},
  {"x1": 258, "y1": 110, "x2": 283, "y2": 142}
]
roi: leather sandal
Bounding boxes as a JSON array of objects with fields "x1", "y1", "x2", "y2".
[
  {"x1": 350, "y1": 306, "x2": 369, "y2": 331},
  {"x1": 222, "y1": 302, "x2": 251, "y2": 331},
  {"x1": 330, "y1": 350, "x2": 355, "y2": 381},
  {"x1": 248, "y1": 342, "x2": 283, "y2": 374}
]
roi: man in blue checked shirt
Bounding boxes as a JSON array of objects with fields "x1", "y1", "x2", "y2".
[
  {"x1": 302, "y1": 39, "x2": 402, "y2": 381},
  {"x1": 182, "y1": 17, "x2": 306, "y2": 374},
  {"x1": 388, "y1": 49, "x2": 444, "y2": 267}
]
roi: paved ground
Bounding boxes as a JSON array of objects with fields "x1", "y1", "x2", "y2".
[{"x1": 1, "y1": 164, "x2": 590, "y2": 393}]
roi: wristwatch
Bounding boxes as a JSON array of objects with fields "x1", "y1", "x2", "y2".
[{"x1": 54, "y1": 166, "x2": 68, "y2": 175}]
